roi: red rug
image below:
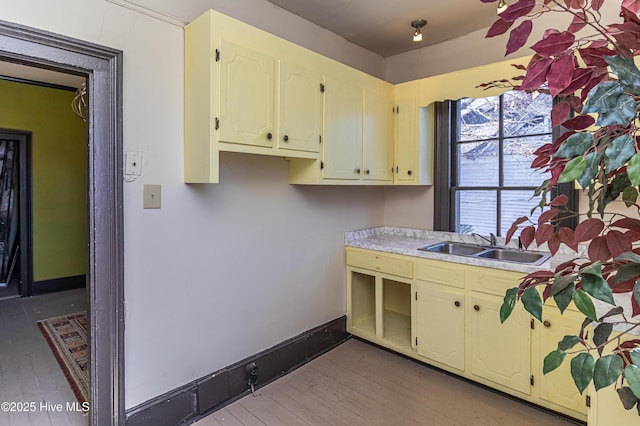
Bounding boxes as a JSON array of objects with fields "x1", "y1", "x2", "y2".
[{"x1": 37, "y1": 311, "x2": 88, "y2": 403}]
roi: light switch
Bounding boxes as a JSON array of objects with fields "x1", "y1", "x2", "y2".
[{"x1": 143, "y1": 184, "x2": 161, "y2": 209}]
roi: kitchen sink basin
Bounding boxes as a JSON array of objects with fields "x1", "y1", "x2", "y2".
[
  {"x1": 419, "y1": 241, "x2": 487, "y2": 256},
  {"x1": 418, "y1": 241, "x2": 551, "y2": 265},
  {"x1": 476, "y1": 248, "x2": 551, "y2": 265}
]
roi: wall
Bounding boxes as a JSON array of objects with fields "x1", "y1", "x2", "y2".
[
  {"x1": 0, "y1": 79, "x2": 86, "y2": 281},
  {"x1": 0, "y1": 0, "x2": 388, "y2": 408}
]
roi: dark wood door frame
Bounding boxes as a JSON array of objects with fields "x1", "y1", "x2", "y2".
[
  {"x1": 0, "y1": 130, "x2": 33, "y2": 297},
  {"x1": 0, "y1": 20, "x2": 124, "y2": 425}
]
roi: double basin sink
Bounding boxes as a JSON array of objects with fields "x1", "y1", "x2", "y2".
[{"x1": 418, "y1": 241, "x2": 551, "y2": 266}]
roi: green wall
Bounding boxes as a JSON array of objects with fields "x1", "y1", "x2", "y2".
[{"x1": 0, "y1": 79, "x2": 86, "y2": 281}]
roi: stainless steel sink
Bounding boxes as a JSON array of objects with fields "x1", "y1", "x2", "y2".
[
  {"x1": 476, "y1": 248, "x2": 551, "y2": 265},
  {"x1": 418, "y1": 241, "x2": 486, "y2": 256},
  {"x1": 418, "y1": 241, "x2": 551, "y2": 265}
]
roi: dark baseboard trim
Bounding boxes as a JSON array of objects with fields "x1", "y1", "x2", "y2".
[
  {"x1": 125, "y1": 316, "x2": 349, "y2": 426},
  {"x1": 31, "y1": 274, "x2": 86, "y2": 296}
]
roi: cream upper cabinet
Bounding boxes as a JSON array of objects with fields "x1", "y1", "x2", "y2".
[
  {"x1": 395, "y1": 95, "x2": 417, "y2": 182},
  {"x1": 321, "y1": 76, "x2": 363, "y2": 180},
  {"x1": 279, "y1": 62, "x2": 322, "y2": 153},
  {"x1": 393, "y1": 81, "x2": 433, "y2": 185},
  {"x1": 538, "y1": 307, "x2": 588, "y2": 416},
  {"x1": 416, "y1": 283, "x2": 465, "y2": 371},
  {"x1": 219, "y1": 40, "x2": 276, "y2": 148},
  {"x1": 363, "y1": 91, "x2": 393, "y2": 181}
]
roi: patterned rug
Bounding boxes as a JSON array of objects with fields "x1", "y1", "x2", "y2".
[{"x1": 37, "y1": 311, "x2": 88, "y2": 403}]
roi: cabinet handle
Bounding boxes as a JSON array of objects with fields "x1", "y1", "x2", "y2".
[
  {"x1": 407, "y1": 170, "x2": 413, "y2": 176},
  {"x1": 474, "y1": 305, "x2": 480, "y2": 311},
  {"x1": 283, "y1": 135, "x2": 289, "y2": 142},
  {"x1": 543, "y1": 320, "x2": 551, "y2": 328},
  {"x1": 454, "y1": 301, "x2": 461, "y2": 307},
  {"x1": 365, "y1": 169, "x2": 370, "y2": 175},
  {"x1": 266, "y1": 132, "x2": 273, "y2": 140},
  {"x1": 355, "y1": 168, "x2": 361, "y2": 174}
]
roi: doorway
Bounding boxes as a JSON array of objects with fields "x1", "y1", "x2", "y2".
[
  {"x1": 0, "y1": 130, "x2": 31, "y2": 300},
  {"x1": 0, "y1": 18, "x2": 124, "y2": 426}
]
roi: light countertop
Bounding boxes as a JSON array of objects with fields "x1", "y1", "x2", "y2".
[{"x1": 345, "y1": 226, "x2": 582, "y2": 275}]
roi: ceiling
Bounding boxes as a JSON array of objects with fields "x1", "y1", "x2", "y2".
[{"x1": 266, "y1": 0, "x2": 499, "y2": 57}]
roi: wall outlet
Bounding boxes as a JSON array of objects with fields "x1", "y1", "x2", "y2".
[
  {"x1": 125, "y1": 151, "x2": 142, "y2": 176},
  {"x1": 143, "y1": 184, "x2": 161, "y2": 209}
]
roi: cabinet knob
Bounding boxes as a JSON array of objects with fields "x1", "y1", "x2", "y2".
[
  {"x1": 454, "y1": 301, "x2": 461, "y2": 307},
  {"x1": 266, "y1": 132, "x2": 273, "y2": 140},
  {"x1": 543, "y1": 321, "x2": 551, "y2": 328},
  {"x1": 283, "y1": 135, "x2": 289, "y2": 142},
  {"x1": 474, "y1": 305, "x2": 480, "y2": 311},
  {"x1": 407, "y1": 170, "x2": 413, "y2": 176},
  {"x1": 355, "y1": 168, "x2": 361, "y2": 174},
  {"x1": 365, "y1": 169, "x2": 370, "y2": 175}
]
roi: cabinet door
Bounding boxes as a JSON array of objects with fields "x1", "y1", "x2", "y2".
[
  {"x1": 279, "y1": 62, "x2": 322, "y2": 153},
  {"x1": 363, "y1": 91, "x2": 393, "y2": 181},
  {"x1": 322, "y1": 77, "x2": 363, "y2": 180},
  {"x1": 395, "y1": 96, "x2": 417, "y2": 182},
  {"x1": 538, "y1": 308, "x2": 587, "y2": 415},
  {"x1": 219, "y1": 39, "x2": 275, "y2": 147},
  {"x1": 470, "y1": 293, "x2": 531, "y2": 395},
  {"x1": 416, "y1": 284, "x2": 465, "y2": 371}
]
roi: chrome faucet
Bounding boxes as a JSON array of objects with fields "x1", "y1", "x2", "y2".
[{"x1": 473, "y1": 233, "x2": 497, "y2": 247}]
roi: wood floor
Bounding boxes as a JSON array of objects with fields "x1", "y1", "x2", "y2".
[
  {"x1": 0, "y1": 288, "x2": 88, "y2": 426},
  {"x1": 196, "y1": 339, "x2": 578, "y2": 426}
]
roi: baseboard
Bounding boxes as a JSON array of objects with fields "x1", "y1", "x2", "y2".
[
  {"x1": 31, "y1": 274, "x2": 86, "y2": 295},
  {"x1": 125, "y1": 316, "x2": 349, "y2": 426}
]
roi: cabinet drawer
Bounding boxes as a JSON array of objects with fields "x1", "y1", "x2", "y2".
[
  {"x1": 416, "y1": 258, "x2": 465, "y2": 288},
  {"x1": 346, "y1": 249, "x2": 413, "y2": 279},
  {"x1": 469, "y1": 267, "x2": 524, "y2": 296}
]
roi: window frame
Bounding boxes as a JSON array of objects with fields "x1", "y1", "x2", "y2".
[{"x1": 433, "y1": 96, "x2": 578, "y2": 235}]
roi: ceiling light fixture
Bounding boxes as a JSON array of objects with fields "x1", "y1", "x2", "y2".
[
  {"x1": 411, "y1": 19, "x2": 427, "y2": 42},
  {"x1": 497, "y1": 0, "x2": 508, "y2": 14}
]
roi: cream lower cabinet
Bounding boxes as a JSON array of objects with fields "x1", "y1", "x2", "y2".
[{"x1": 346, "y1": 247, "x2": 588, "y2": 422}]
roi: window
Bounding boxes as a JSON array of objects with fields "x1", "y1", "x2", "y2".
[{"x1": 434, "y1": 91, "x2": 577, "y2": 236}]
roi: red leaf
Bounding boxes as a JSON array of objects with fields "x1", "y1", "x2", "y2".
[
  {"x1": 521, "y1": 226, "x2": 536, "y2": 248},
  {"x1": 548, "y1": 234, "x2": 561, "y2": 255},
  {"x1": 568, "y1": 11, "x2": 588, "y2": 33},
  {"x1": 528, "y1": 270, "x2": 556, "y2": 279},
  {"x1": 556, "y1": 259, "x2": 578, "y2": 272},
  {"x1": 581, "y1": 68, "x2": 609, "y2": 103},
  {"x1": 606, "y1": 230, "x2": 634, "y2": 258},
  {"x1": 543, "y1": 285, "x2": 552, "y2": 301},
  {"x1": 623, "y1": 0, "x2": 640, "y2": 15},
  {"x1": 591, "y1": 0, "x2": 604, "y2": 11},
  {"x1": 531, "y1": 31, "x2": 576, "y2": 57},
  {"x1": 531, "y1": 155, "x2": 550, "y2": 169},
  {"x1": 505, "y1": 216, "x2": 529, "y2": 243},
  {"x1": 549, "y1": 164, "x2": 565, "y2": 187},
  {"x1": 538, "y1": 209, "x2": 560, "y2": 226},
  {"x1": 561, "y1": 114, "x2": 596, "y2": 130},
  {"x1": 536, "y1": 224, "x2": 555, "y2": 246},
  {"x1": 534, "y1": 143, "x2": 554, "y2": 155},
  {"x1": 579, "y1": 47, "x2": 618, "y2": 67},
  {"x1": 559, "y1": 68, "x2": 593, "y2": 96},
  {"x1": 499, "y1": 0, "x2": 536, "y2": 22},
  {"x1": 511, "y1": 63, "x2": 527, "y2": 70},
  {"x1": 558, "y1": 227, "x2": 578, "y2": 251},
  {"x1": 548, "y1": 54, "x2": 576, "y2": 97},
  {"x1": 552, "y1": 131, "x2": 575, "y2": 151},
  {"x1": 588, "y1": 236, "x2": 612, "y2": 262},
  {"x1": 551, "y1": 102, "x2": 571, "y2": 127},
  {"x1": 612, "y1": 218, "x2": 640, "y2": 233},
  {"x1": 487, "y1": 18, "x2": 515, "y2": 38},
  {"x1": 506, "y1": 20, "x2": 533, "y2": 55},
  {"x1": 550, "y1": 194, "x2": 569, "y2": 206},
  {"x1": 574, "y1": 218, "x2": 605, "y2": 243},
  {"x1": 520, "y1": 57, "x2": 552, "y2": 90},
  {"x1": 612, "y1": 277, "x2": 636, "y2": 293}
]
